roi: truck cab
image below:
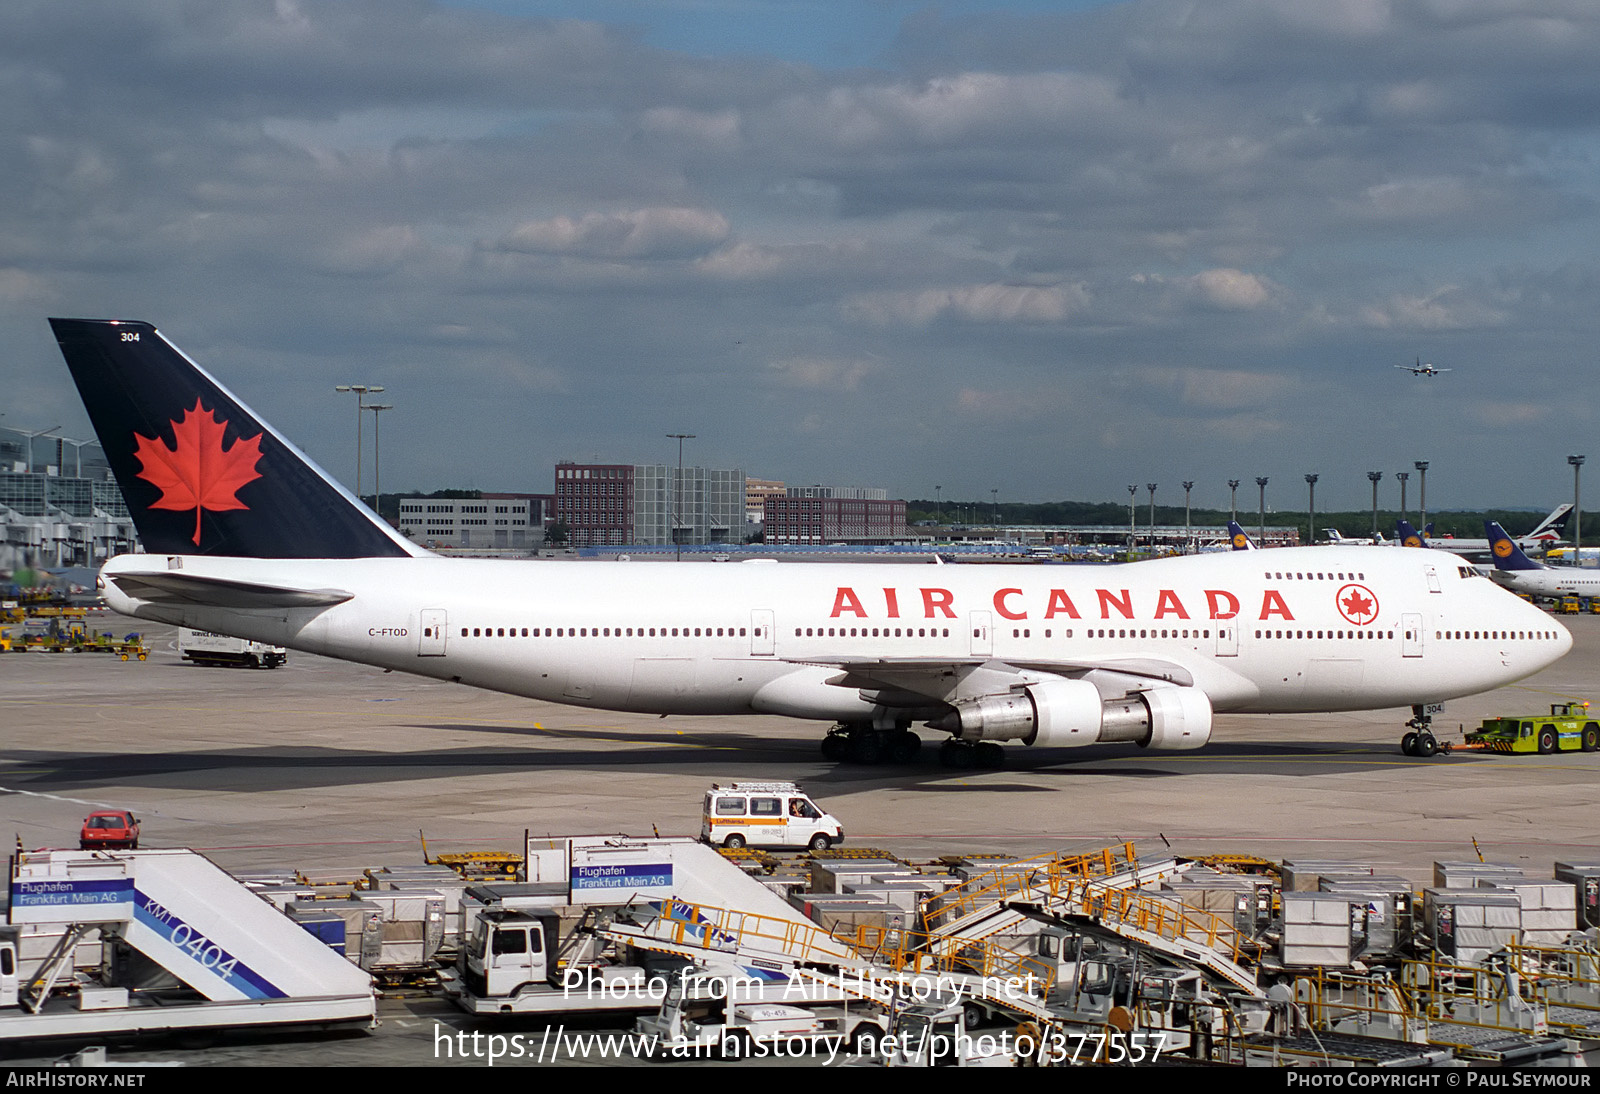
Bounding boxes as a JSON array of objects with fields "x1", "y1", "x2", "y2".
[
  {"x1": 700, "y1": 781, "x2": 844, "y2": 851},
  {"x1": 461, "y1": 910, "x2": 559, "y2": 998}
]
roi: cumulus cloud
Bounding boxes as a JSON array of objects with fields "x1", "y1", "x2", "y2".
[
  {"x1": 1358, "y1": 287, "x2": 1508, "y2": 330},
  {"x1": 496, "y1": 208, "x2": 731, "y2": 260},
  {"x1": 843, "y1": 282, "x2": 1090, "y2": 326},
  {"x1": 766, "y1": 355, "x2": 876, "y2": 391}
]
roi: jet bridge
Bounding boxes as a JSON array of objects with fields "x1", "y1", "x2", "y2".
[{"x1": 4, "y1": 849, "x2": 375, "y2": 1039}]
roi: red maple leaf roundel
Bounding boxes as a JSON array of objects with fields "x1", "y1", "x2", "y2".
[
  {"x1": 1336, "y1": 583, "x2": 1379, "y2": 626},
  {"x1": 133, "y1": 399, "x2": 264, "y2": 545}
]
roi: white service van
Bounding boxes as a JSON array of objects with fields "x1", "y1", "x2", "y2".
[{"x1": 700, "y1": 781, "x2": 844, "y2": 851}]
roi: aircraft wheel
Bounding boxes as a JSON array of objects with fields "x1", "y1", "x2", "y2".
[
  {"x1": 940, "y1": 739, "x2": 975, "y2": 769},
  {"x1": 850, "y1": 732, "x2": 885, "y2": 764},
  {"x1": 1415, "y1": 733, "x2": 1438, "y2": 758},
  {"x1": 1538, "y1": 726, "x2": 1558, "y2": 754},
  {"x1": 820, "y1": 734, "x2": 849, "y2": 762},
  {"x1": 1582, "y1": 724, "x2": 1598, "y2": 752},
  {"x1": 1400, "y1": 732, "x2": 1418, "y2": 757},
  {"x1": 722, "y1": 833, "x2": 746, "y2": 850},
  {"x1": 808, "y1": 833, "x2": 832, "y2": 852},
  {"x1": 889, "y1": 731, "x2": 921, "y2": 765},
  {"x1": 975, "y1": 742, "x2": 1005, "y2": 769}
]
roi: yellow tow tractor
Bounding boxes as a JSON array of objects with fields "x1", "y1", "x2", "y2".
[{"x1": 1460, "y1": 701, "x2": 1600, "y2": 755}]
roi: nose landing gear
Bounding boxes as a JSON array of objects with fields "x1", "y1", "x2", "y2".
[{"x1": 1400, "y1": 704, "x2": 1448, "y2": 757}]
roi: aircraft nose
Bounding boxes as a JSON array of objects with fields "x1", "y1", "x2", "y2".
[{"x1": 1553, "y1": 618, "x2": 1574, "y2": 658}]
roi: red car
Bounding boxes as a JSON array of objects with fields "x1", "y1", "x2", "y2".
[{"x1": 80, "y1": 810, "x2": 140, "y2": 850}]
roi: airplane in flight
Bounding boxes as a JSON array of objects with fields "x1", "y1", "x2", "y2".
[
  {"x1": 1394, "y1": 506, "x2": 1571, "y2": 559},
  {"x1": 51, "y1": 318, "x2": 1571, "y2": 767},
  {"x1": 1483, "y1": 521, "x2": 1600, "y2": 600},
  {"x1": 1396, "y1": 358, "x2": 1451, "y2": 378}
]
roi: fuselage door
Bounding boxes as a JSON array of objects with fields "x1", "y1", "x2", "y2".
[
  {"x1": 1401, "y1": 612, "x2": 1423, "y2": 658},
  {"x1": 751, "y1": 609, "x2": 774, "y2": 656},
  {"x1": 1215, "y1": 623, "x2": 1238, "y2": 657},
  {"x1": 1425, "y1": 566, "x2": 1441, "y2": 594},
  {"x1": 418, "y1": 609, "x2": 448, "y2": 657},
  {"x1": 970, "y1": 611, "x2": 992, "y2": 657}
]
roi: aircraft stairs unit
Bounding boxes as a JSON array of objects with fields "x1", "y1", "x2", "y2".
[
  {"x1": 1291, "y1": 957, "x2": 1583, "y2": 1067},
  {"x1": 919, "y1": 843, "x2": 1190, "y2": 941},
  {"x1": 915, "y1": 845, "x2": 1262, "y2": 993},
  {"x1": 602, "y1": 898, "x2": 1064, "y2": 1024},
  {"x1": 5, "y1": 849, "x2": 375, "y2": 1039}
]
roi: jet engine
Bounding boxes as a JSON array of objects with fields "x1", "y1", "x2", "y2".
[{"x1": 927, "y1": 676, "x2": 1212, "y2": 751}]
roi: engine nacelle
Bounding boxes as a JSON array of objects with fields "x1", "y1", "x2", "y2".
[
  {"x1": 1138, "y1": 685, "x2": 1213, "y2": 750},
  {"x1": 928, "y1": 677, "x2": 1213, "y2": 751}
]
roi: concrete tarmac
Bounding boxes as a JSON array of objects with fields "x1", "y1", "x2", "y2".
[{"x1": 2, "y1": 609, "x2": 1597, "y2": 1066}]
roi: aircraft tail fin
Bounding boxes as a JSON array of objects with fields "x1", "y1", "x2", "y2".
[
  {"x1": 1396, "y1": 519, "x2": 1429, "y2": 548},
  {"x1": 1226, "y1": 520, "x2": 1257, "y2": 551},
  {"x1": 1485, "y1": 521, "x2": 1544, "y2": 572},
  {"x1": 1530, "y1": 503, "x2": 1573, "y2": 539},
  {"x1": 50, "y1": 318, "x2": 421, "y2": 559}
]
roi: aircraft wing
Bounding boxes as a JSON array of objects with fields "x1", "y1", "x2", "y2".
[
  {"x1": 104, "y1": 571, "x2": 354, "y2": 609},
  {"x1": 811, "y1": 656, "x2": 1196, "y2": 705}
]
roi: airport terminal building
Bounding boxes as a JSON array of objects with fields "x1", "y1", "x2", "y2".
[{"x1": 0, "y1": 427, "x2": 137, "y2": 571}]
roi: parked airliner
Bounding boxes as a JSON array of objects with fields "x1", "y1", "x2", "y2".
[
  {"x1": 1484, "y1": 521, "x2": 1600, "y2": 600},
  {"x1": 51, "y1": 319, "x2": 1571, "y2": 766}
]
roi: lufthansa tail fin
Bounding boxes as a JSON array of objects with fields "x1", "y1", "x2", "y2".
[
  {"x1": 50, "y1": 318, "x2": 420, "y2": 559},
  {"x1": 1396, "y1": 519, "x2": 1429, "y2": 548},
  {"x1": 1226, "y1": 520, "x2": 1257, "y2": 551},
  {"x1": 1485, "y1": 521, "x2": 1544, "y2": 572}
]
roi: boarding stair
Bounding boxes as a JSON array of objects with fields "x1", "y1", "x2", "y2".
[{"x1": 6, "y1": 849, "x2": 374, "y2": 1037}]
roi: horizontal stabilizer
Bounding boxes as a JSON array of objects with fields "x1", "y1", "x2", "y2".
[{"x1": 106, "y1": 571, "x2": 354, "y2": 609}]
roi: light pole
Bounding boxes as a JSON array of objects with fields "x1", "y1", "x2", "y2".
[
  {"x1": 1305, "y1": 474, "x2": 1318, "y2": 546},
  {"x1": 18, "y1": 426, "x2": 60, "y2": 473},
  {"x1": 1414, "y1": 460, "x2": 1429, "y2": 530},
  {"x1": 1127, "y1": 484, "x2": 1137, "y2": 557},
  {"x1": 1182, "y1": 481, "x2": 1194, "y2": 553},
  {"x1": 365, "y1": 404, "x2": 392, "y2": 511},
  {"x1": 1255, "y1": 477, "x2": 1268, "y2": 543},
  {"x1": 335, "y1": 384, "x2": 383, "y2": 499},
  {"x1": 1146, "y1": 483, "x2": 1157, "y2": 550},
  {"x1": 934, "y1": 485, "x2": 941, "y2": 525},
  {"x1": 991, "y1": 488, "x2": 999, "y2": 527},
  {"x1": 1396, "y1": 471, "x2": 1409, "y2": 523},
  {"x1": 667, "y1": 433, "x2": 695, "y2": 560},
  {"x1": 1367, "y1": 471, "x2": 1383, "y2": 539},
  {"x1": 1570, "y1": 455, "x2": 1586, "y2": 564},
  {"x1": 1229, "y1": 480, "x2": 1241, "y2": 523}
]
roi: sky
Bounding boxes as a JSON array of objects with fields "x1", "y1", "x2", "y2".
[{"x1": 7, "y1": 0, "x2": 1600, "y2": 515}]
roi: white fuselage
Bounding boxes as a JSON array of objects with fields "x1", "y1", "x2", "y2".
[
  {"x1": 1491, "y1": 566, "x2": 1600, "y2": 599},
  {"x1": 99, "y1": 545, "x2": 1569, "y2": 726}
]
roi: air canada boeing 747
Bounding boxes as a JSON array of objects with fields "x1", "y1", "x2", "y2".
[{"x1": 51, "y1": 319, "x2": 1571, "y2": 767}]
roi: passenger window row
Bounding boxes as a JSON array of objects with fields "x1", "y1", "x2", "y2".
[
  {"x1": 460, "y1": 626, "x2": 749, "y2": 638},
  {"x1": 1268, "y1": 571, "x2": 1365, "y2": 581}
]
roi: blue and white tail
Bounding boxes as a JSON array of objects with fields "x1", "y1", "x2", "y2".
[
  {"x1": 51, "y1": 318, "x2": 421, "y2": 559},
  {"x1": 1484, "y1": 521, "x2": 1544, "y2": 572},
  {"x1": 1226, "y1": 521, "x2": 1257, "y2": 551}
]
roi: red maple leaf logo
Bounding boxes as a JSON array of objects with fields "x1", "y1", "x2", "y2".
[
  {"x1": 1337, "y1": 583, "x2": 1379, "y2": 625},
  {"x1": 133, "y1": 399, "x2": 263, "y2": 546}
]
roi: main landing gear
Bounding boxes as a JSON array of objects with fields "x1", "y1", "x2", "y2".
[
  {"x1": 820, "y1": 724, "x2": 922, "y2": 765},
  {"x1": 819, "y1": 723, "x2": 1007, "y2": 768},
  {"x1": 1400, "y1": 704, "x2": 1448, "y2": 757}
]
